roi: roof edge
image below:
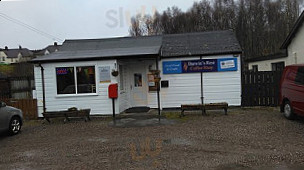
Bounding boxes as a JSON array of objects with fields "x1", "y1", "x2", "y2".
[
  {"x1": 281, "y1": 11, "x2": 304, "y2": 49},
  {"x1": 246, "y1": 51, "x2": 287, "y2": 62},
  {"x1": 161, "y1": 50, "x2": 242, "y2": 59}
]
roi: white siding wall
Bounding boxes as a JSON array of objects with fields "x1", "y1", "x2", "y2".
[
  {"x1": 117, "y1": 61, "x2": 131, "y2": 112},
  {"x1": 248, "y1": 58, "x2": 286, "y2": 71},
  {"x1": 34, "y1": 60, "x2": 119, "y2": 117},
  {"x1": 288, "y1": 23, "x2": 304, "y2": 65},
  {"x1": 158, "y1": 55, "x2": 241, "y2": 108}
]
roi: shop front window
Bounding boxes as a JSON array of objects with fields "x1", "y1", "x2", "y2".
[
  {"x1": 56, "y1": 67, "x2": 75, "y2": 94},
  {"x1": 56, "y1": 66, "x2": 96, "y2": 95},
  {"x1": 76, "y1": 66, "x2": 96, "y2": 94}
]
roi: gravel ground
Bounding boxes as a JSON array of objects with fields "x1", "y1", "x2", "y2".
[{"x1": 1, "y1": 107, "x2": 304, "y2": 170}]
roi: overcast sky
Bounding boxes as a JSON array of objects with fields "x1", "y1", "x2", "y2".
[{"x1": 0, "y1": 0, "x2": 199, "y2": 50}]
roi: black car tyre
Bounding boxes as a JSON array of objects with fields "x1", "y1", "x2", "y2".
[
  {"x1": 8, "y1": 117, "x2": 21, "y2": 135},
  {"x1": 283, "y1": 101, "x2": 295, "y2": 120}
]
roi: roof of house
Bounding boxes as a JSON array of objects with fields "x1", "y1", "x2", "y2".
[
  {"x1": 33, "y1": 44, "x2": 62, "y2": 56},
  {"x1": 281, "y1": 11, "x2": 304, "y2": 49},
  {"x1": 32, "y1": 36, "x2": 162, "y2": 62},
  {"x1": 3, "y1": 48, "x2": 33, "y2": 58},
  {"x1": 246, "y1": 50, "x2": 287, "y2": 62},
  {"x1": 45, "y1": 44, "x2": 61, "y2": 53},
  {"x1": 161, "y1": 30, "x2": 242, "y2": 57},
  {"x1": 32, "y1": 30, "x2": 242, "y2": 63}
]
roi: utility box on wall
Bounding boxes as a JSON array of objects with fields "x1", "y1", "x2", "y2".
[{"x1": 108, "y1": 84, "x2": 118, "y2": 99}]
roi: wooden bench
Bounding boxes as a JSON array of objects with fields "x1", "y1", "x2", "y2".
[
  {"x1": 42, "y1": 109, "x2": 91, "y2": 123},
  {"x1": 181, "y1": 103, "x2": 228, "y2": 116}
]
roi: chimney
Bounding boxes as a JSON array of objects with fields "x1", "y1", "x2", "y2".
[
  {"x1": 19, "y1": 45, "x2": 22, "y2": 49},
  {"x1": 54, "y1": 42, "x2": 58, "y2": 46},
  {"x1": 4, "y1": 46, "x2": 8, "y2": 50}
]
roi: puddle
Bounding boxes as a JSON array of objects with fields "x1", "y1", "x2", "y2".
[
  {"x1": 87, "y1": 137, "x2": 108, "y2": 142},
  {"x1": 20, "y1": 150, "x2": 41, "y2": 158},
  {"x1": 108, "y1": 118, "x2": 176, "y2": 128},
  {"x1": 163, "y1": 138, "x2": 193, "y2": 146}
]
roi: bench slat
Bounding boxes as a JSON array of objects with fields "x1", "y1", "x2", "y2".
[{"x1": 181, "y1": 103, "x2": 228, "y2": 116}]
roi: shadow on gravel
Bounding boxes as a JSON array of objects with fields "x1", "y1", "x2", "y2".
[
  {"x1": 108, "y1": 117, "x2": 176, "y2": 128},
  {"x1": 0, "y1": 132, "x2": 7, "y2": 139}
]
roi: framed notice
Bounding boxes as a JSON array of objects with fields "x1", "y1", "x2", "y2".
[{"x1": 99, "y1": 66, "x2": 111, "y2": 83}]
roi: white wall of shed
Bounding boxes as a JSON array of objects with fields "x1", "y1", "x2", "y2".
[
  {"x1": 34, "y1": 60, "x2": 119, "y2": 117},
  {"x1": 159, "y1": 54, "x2": 242, "y2": 108}
]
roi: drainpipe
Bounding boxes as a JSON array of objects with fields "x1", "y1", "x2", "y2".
[
  {"x1": 294, "y1": 52, "x2": 298, "y2": 64},
  {"x1": 39, "y1": 63, "x2": 46, "y2": 113}
]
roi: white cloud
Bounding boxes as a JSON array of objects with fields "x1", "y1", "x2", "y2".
[{"x1": 0, "y1": 0, "x2": 198, "y2": 49}]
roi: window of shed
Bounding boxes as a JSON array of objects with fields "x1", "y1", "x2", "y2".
[
  {"x1": 56, "y1": 67, "x2": 75, "y2": 94},
  {"x1": 76, "y1": 66, "x2": 96, "y2": 94},
  {"x1": 56, "y1": 66, "x2": 96, "y2": 95}
]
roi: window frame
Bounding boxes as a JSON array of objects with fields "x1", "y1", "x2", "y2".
[
  {"x1": 55, "y1": 65, "x2": 98, "y2": 97},
  {"x1": 295, "y1": 66, "x2": 304, "y2": 86},
  {"x1": 271, "y1": 62, "x2": 285, "y2": 71},
  {"x1": 252, "y1": 65, "x2": 258, "y2": 72}
]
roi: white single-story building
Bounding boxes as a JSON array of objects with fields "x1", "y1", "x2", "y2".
[
  {"x1": 32, "y1": 30, "x2": 242, "y2": 117},
  {"x1": 248, "y1": 11, "x2": 304, "y2": 71}
]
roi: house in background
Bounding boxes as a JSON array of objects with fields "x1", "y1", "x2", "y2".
[
  {"x1": 0, "y1": 46, "x2": 34, "y2": 64},
  {"x1": 247, "y1": 11, "x2": 304, "y2": 71},
  {"x1": 33, "y1": 42, "x2": 61, "y2": 57},
  {"x1": 246, "y1": 51, "x2": 287, "y2": 72}
]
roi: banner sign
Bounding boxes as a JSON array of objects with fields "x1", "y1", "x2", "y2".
[{"x1": 163, "y1": 58, "x2": 237, "y2": 74}]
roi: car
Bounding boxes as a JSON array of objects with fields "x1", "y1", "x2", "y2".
[
  {"x1": 0, "y1": 101, "x2": 23, "y2": 135},
  {"x1": 280, "y1": 64, "x2": 304, "y2": 119}
]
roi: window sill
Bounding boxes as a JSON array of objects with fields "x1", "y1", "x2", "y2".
[{"x1": 56, "y1": 93, "x2": 99, "y2": 98}]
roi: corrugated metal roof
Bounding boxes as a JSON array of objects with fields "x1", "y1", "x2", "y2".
[
  {"x1": 32, "y1": 36, "x2": 162, "y2": 62},
  {"x1": 32, "y1": 46, "x2": 161, "y2": 62},
  {"x1": 61, "y1": 35, "x2": 162, "y2": 51},
  {"x1": 32, "y1": 30, "x2": 242, "y2": 63},
  {"x1": 161, "y1": 30, "x2": 242, "y2": 57}
]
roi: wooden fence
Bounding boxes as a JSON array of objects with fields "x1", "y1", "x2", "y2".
[
  {"x1": 0, "y1": 76, "x2": 35, "y2": 99},
  {"x1": 1, "y1": 99, "x2": 38, "y2": 120},
  {"x1": 242, "y1": 71, "x2": 282, "y2": 107}
]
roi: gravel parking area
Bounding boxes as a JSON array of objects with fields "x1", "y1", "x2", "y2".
[{"x1": 1, "y1": 107, "x2": 304, "y2": 170}]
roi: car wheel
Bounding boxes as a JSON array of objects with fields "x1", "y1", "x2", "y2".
[
  {"x1": 283, "y1": 101, "x2": 295, "y2": 120},
  {"x1": 9, "y1": 117, "x2": 22, "y2": 135}
]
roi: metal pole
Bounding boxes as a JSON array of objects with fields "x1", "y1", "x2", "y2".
[
  {"x1": 200, "y1": 56, "x2": 204, "y2": 104},
  {"x1": 156, "y1": 57, "x2": 161, "y2": 116},
  {"x1": 39, "y1": 64, "x2": 46, "y2": 113},
  {"x1": 112, "y1": 98, "x2": 115, "y2": 118}
]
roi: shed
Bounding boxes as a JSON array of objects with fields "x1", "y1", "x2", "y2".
[{"x1": 32, "y1": 30, "x2": 242, "y2": 116}]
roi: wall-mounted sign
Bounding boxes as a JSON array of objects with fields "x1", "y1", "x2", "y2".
[
  {"x1": 162, "y1": 61, "x2": 182, "y2": 74},
  {"x1": 99, "y1": 66, "x2": 111, "y2": 83},
  {"x1": 148, "y1": 70, "x2": 161, "y2": 91},
  {"x1": 217, "y1": 58, "x2": 238, "y2": 72},
  {"x1": 182, "y1": 59, "x2": 218, "y2": 73},
  {"x1": 163, "y1": 58, "x2": 237, "y2": 74},
  {"x1": 56, "y1": 68, "x2": 69, "y2": 75}
]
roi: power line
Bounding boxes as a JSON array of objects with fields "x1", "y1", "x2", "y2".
[{"x1": 0, "y1": 12, "x2": 64, "y2": 42}]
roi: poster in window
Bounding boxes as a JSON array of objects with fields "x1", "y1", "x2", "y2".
[{"x1": 99, "y1": 66, "x2": 111, "y2": 83}]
